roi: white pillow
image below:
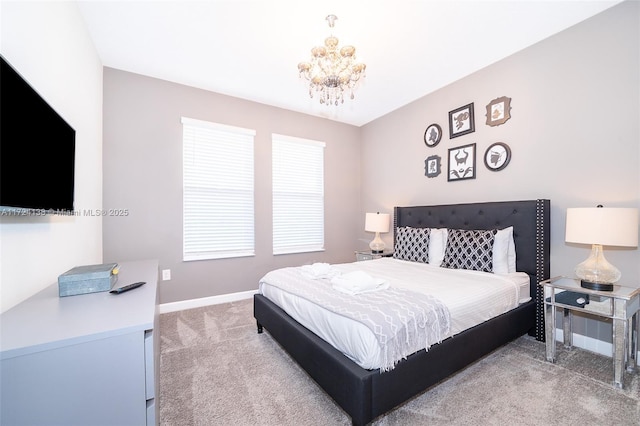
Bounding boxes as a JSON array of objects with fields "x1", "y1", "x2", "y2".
[
  {"x1": 507, "y1": 231, "x2": 516, "y2": 273},
  {"x1": 493, "y1": 226, "x2": 516, "y2": 274},
  {"x1": 428, "y1": 228, "x2": 447, "y2": 267}
]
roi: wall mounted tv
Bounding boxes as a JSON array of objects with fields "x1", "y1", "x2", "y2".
[{"x1": 1, "y1": 55, "x2": 76, "y2": 213}]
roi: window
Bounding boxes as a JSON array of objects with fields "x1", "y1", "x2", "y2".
[
  {"x1": 272, "y1": 134, "x2": 325, "y2": 254},
  {"x1": 182, "y1": 117, "x2": 255, "y2": 261}
]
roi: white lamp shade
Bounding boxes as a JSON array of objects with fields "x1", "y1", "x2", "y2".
[
  {"x1": 565, "y1": 207, "x2": 639, "y2": 247},
  {"x1": 365, "y1": 212, "x2": 390, "y2": 233}
]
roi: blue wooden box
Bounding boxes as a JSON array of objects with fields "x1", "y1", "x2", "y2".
[{"x1": 58, "y1": 263, "x2": 119, "y2": 297}]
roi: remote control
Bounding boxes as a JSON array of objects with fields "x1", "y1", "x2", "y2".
[{"x1": 110, "y1": 281, "x2": 146, "y2": 294}]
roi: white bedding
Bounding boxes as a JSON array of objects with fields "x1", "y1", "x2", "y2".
[{"x1": 259, "y1": 257, "x2": 531, "y2": 370}]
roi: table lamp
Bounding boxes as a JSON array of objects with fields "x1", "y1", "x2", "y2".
[
  {"x1": 565, "y1": 206, "x2": 639, "y2": 291},
  {"x1": 365, "y1": 212, "x2": 390, "y2": 254}
]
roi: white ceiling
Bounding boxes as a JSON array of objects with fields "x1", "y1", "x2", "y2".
[{"x1": 77, "y1": 0, "x2": 622, "y2": 127}]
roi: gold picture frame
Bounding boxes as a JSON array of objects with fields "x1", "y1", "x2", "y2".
[{"x1": 485, "y1": 96, "x2": 512, "y2": 127}]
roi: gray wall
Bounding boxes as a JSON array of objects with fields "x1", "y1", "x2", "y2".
[
  {"x1": 102, "y1": 70, "x2": 361, "y2": 304},
  {"x1": 359, "y1": 1, "x2": 639, "y2": 344},
  {"x1": 103, "y1": 2, "x2": 638, "y2": 346}
]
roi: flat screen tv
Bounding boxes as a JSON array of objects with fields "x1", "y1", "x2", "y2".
[{"x1": 1, "y1": 55, "x2": 76, "y2": 213}]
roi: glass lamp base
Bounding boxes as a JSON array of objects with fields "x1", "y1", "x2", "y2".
[
  {"x1": 575, "y1": 244, "x2": 619, "y2": 292},
  {"x1": 369, "y1": 232, "x2": 385, "y2": 254}
]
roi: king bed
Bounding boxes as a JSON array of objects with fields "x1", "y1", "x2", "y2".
[{"x1": 253, "y1": 199, "x2": 550, "y2": 425}]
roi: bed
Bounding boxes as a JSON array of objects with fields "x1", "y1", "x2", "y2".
[{"x1": 253, "y1": 199, "x2": 550, "y2": 425}]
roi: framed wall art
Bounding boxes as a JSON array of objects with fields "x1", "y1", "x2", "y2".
[
  {"x1": 484, "y1": 142, "x2": 511, "y2": 171},
  {"x1": 485, "y1": 96, "x2": 512, "y2": 127},
  {"x1": 448, "y1": 143, "x2": 476, "y2": 181},
  {"x1": 424, "y1": 155, "x2": 441, "y2": 178},
  {"x1": 424, "y1": 123, "x2": 442, "y2": 147},
  {"x1": 448, "y1": 103, "x2": 475, "y2": 139}
]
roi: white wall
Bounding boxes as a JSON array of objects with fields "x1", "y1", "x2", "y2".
[{"x1": 0, "y1": 2, "x2": 104, "y2": 313}]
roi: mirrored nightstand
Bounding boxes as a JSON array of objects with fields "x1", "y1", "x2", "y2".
[
  {"x1": 355, "y1": 250, "x2": 394, "y2": 262},
  {"x1": 540, "y1": 276, "x2": 640, "y2": 389}
]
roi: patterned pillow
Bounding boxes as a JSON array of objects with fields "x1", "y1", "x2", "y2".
[
  {"x1": 441, "y1": 229, "x2": 497, "y2": 272},
  {"x1": 393, "y1": 227, "x2": 430, "y2": 263}
]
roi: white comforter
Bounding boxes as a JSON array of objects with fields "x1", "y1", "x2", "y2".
[{"x1": 259, "y1": 257, "x2": 531, "y2": 370}]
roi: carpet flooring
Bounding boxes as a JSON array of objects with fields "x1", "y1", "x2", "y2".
[{"x1": 159, "y1": 299, "x2": 640, "y2": 425}]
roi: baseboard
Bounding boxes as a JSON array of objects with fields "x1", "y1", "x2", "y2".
[
  {"x1": 159, "y1": 289, "x2": 257, "y2": 314},
  {"x1": 555, "y1": 329, "x2": 640, "y2": 362},
  {"x1": 556, "y1": 329, "x2": 612, "y2": 357}
]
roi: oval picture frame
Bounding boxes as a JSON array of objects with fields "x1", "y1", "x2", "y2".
[
  {"x1": 484, "y1": 142, "x2": 511, "y2": 171},
  {"x1": 424, "y1": 123, "x2": 442, "y2": 147}
]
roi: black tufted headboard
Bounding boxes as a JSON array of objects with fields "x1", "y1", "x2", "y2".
[{"x1": 394, "y1": 199, "x2": 550, "y2": 340}]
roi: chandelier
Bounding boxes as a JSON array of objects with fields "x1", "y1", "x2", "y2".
[{"x1": 297, "y1": 15, "x2": 366, "y2": 106}]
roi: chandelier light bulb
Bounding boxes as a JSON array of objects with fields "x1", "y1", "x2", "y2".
[{"x1": 298, "y1": 14, "x2": 366, "y2": 106}]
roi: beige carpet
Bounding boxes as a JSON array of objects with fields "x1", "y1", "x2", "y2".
[{"x1": 159, "y1": 299, "x2": 640, "y2": 425}]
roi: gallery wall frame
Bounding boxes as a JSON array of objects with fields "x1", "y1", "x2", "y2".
[
  {"x1": 425, "y1": 155, "x2": 441, "y2": 178},
  {"x1": 424, "y1": 123, "x2": 442, "y2": 147},
  {"x1": 448, "y1": 103, "x2": 475, "y2": 139},
  {"x1": 484, "y1": 142, "x2": 511, "y2": 171},
  {"x1": 448, "y1": 143, "x2": 476, "y2": 182},
  {"x1": 485, "y1": 96, "x2": 512, "y2": 127}
]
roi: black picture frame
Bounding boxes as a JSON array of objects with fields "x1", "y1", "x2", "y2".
[
  {"x1": 448, "y1": 103, "x2": 475, "y2": 139},
  {"x1": 448, "y1": 143, "x2": 476, "y2": 181},
  {"x1": 424, "y1": 155, "x2": 441, "y2": 178},
  {"x1": 484, "y1": 142, "x2": 511, "y2": 171},
  {"x1": 424, "y1": 124, "x2": 442, "y2": 147},
  {"x1": 485, "y1": 96, "x2": 512, "y2": 127}
]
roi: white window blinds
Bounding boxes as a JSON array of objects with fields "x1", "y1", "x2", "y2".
[
  {"x1": 182, "y1": 117, "x2": 255, "y2": 261},
  {"x1": 272, "y1": 134, "x2": 325, "y2": 255}
]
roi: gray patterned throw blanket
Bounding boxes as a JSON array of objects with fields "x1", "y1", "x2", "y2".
[{"x1": 260, "y1": 267, "x2": 451, "y2": 372}]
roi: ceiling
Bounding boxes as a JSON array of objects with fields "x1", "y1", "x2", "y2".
[{"x1": 77, "y1": 0, "x2": 622, "y2": 127}]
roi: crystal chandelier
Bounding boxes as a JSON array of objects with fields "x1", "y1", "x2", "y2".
[{"x1": 297, "y1": 15, "x2": 366, "y2": 106}]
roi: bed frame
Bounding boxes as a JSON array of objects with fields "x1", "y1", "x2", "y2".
[{"x1": 254, "y1": 199, "x2": 550, "y2": 425}]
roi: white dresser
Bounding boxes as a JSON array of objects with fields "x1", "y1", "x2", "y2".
[{"x1": 0, "y1": 259, "x2": 159, "y2": 425}]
